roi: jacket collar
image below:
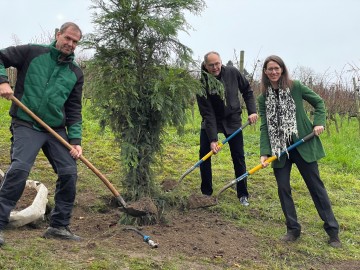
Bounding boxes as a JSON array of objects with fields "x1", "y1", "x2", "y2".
[{"x1": 49, "y1": 40, "x2": 75, "y2": 64}]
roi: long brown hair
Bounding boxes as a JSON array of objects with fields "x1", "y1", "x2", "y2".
[{"x1": 260, "y1": 55, "x2": 292, "y2": 94}]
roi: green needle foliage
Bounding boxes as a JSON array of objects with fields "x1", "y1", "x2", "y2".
[{"x1": 83, "y1": 0, "x2": 206, "y2": 200}]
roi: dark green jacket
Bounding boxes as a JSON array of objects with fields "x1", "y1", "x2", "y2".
[
  {"x1": 0, "y1": 41, "x2": 83, "y2": 145},
  {"x1": 258, "y1": 80, "x2": 326, "y2": 168}
]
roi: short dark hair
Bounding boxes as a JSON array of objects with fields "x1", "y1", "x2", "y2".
[{"x1": 59, "y1": 22, "x2": 82, "y2": 39}]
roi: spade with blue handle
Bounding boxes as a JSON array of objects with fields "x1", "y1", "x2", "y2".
[{"x1": 216, "y1": 132, "x2": 316, "y2": 199}]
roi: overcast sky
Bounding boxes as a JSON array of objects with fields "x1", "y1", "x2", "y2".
[{"x1": 1, "y1": 0, "x2": 359, "y2": 81}]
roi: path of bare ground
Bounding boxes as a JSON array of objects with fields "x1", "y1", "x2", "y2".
[{"x1": 2, "y1": 179, "x2": 359, "y2": 269}]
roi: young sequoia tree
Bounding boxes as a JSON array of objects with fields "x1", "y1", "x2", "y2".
[{"x1": 84, "y1": 0, "x2": 205, "y2": 200}]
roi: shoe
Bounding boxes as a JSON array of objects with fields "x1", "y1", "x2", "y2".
[
  {"x1": 281, "y1": 232, "x2": 300, "y2": 242},
  {"x1": 328, "y1": 235, "x2": 342, "y2": 248},
  {"x1": 0, "y1": 230, "x2": 4, "y2": 246},
  {"x1": 43, "y1": 226, "x2": 81, "y2": 241},
  {"x1": 239, "y1": 196, "x2": 249, "y2": 206}
]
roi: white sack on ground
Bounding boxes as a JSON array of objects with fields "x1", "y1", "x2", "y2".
[{"x1": 9, "y1": 179, "x2": 48, "y2": 228}]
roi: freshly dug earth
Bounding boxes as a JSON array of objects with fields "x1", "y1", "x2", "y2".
[
  {"x1": 187, "y1": 193, "x2": 217, "y2": 209},
  {"x1": 125, "y1": 196, "x2": 158, "y2": 216},
  {"x1": 13, "y1": 185, "x2": 38, "y2": 211},
  {"x1": 2, "y1": 190, "x2": 358, "y2": 270},
  {"x1": 161, "y1": 178, "x2": 178, "y2": 191}
]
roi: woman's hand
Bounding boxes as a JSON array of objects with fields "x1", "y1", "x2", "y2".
[
  {"x1": 261, "y1": 155, "x2": 270, "y2": 168},
  {"x1": 313, "y1": 125, "x2": 324, "y2": 136}
]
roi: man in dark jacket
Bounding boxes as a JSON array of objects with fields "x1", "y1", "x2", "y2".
[
  {"x1": 196, "y1": 51, "x2": 258, "y2": 206},
  {"x1": 0, "y1": 22, "x2": 83, "y2": 246}
]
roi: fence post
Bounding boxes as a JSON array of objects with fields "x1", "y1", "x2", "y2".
[
  {"x1": 6, "y1": 67, "x2": 17, "y2": 88},
  {"x1": 54, "y1": 28, "x2": 59, "y2": 39},
  {"x1": 239, "y1": 50, "x2": 244, "y2": 74},
  {"x1": 353, "y1": 77, "x2": 360, "y2": 114},
  {"x1": 353, "y1": 77, "x2": 360, "y2": 136}
]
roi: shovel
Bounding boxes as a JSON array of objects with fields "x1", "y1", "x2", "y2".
[
  {"x1": 216, "y1": 132, "x2": 316, "y2": 199},
  {"x1": 10, "y1": 96, "x2": 155, "y2": 217},
  {"x1": 162, "y1": 121, "x2": 250, "y2": 191},
  {"x1": 188, "y1": 132, "x2": 315, "y2": 209}
]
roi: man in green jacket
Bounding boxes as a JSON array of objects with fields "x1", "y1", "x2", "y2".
[
  {"x1": 258, "y1": 55, "x2": 341, "y2": 248},
  {"x1": 0, "y1": 22, "x2": 83, "y2": 246}
]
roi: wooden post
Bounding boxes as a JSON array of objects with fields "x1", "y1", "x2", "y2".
[
  {"x1": 6, "y1": 67, "x2": 17, "y2": 88},
  {"x1": 353, "y1": 77, "x2": 360, "y2": 113},
  {"x1": 54, "y1": 28, "x2": 59, "y2": 39},
  {"x1": 239, "y1": 50, "x2": 244, "y2": 74},
  {"x1": 353, "y1": 77, "x2": 360, "y2": 136}
]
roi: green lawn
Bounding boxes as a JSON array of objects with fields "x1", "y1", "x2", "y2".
[{"x1": 0, "y1": 98, "x2": 359, "y2": 269}]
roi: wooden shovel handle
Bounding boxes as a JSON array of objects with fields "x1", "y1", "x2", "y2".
[{"x1": 10, "y1": 96, "x2": 123, "y2": 201}]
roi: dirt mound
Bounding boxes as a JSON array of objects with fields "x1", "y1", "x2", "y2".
[
  {"x1": 187, "y1": 193, "x2": 217, "y2": 209},
  {"x1": 126, "y1": 196, "x2": 158, "y2": 215},
  {"x1": 161, "y1": 178, "x2": 178, "y2": 191}
]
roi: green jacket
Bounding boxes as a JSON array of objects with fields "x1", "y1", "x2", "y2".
[
  {"x1": 258, "y1": 80, "x2": 326, "y2": 168},
  {"x1": 0, "y1": 41, "x2": 83, "y2": 145}
]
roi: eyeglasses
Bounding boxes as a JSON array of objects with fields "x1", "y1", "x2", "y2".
[
  {"x1": 266, "y1": 67, "x2": 281, "y2": 72},
  {"x1": 206, "y1": 62, "x2": 221, "y2": 68}
]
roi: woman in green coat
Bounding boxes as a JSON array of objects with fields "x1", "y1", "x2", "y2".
[{"x1": 258, "y1": 55, "x2": 341, "y2": 248}]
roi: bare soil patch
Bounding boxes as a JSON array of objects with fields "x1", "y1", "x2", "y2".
[
  {"x1": 187, "y1": 193, "x2": 218, "y2": 209},
  {"x1": 2, "y1": 177, "x2": 359, "y2": 269},
  {"x1": 14, "y1": 185, "x2": 38, "y2": 211},
  {"x1": 161, "y1": 178, "x2": 178, "y2": 191}
]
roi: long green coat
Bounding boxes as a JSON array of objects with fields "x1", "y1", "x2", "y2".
[{"x1": 258, "y1": 80, "x2": 326, "y2": 168}]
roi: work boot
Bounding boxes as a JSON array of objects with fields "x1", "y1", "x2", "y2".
[
  {"x1": 281, "y1": 231, "x2": 300, "y2": 242},
  {"x1": 328, "y1": 235, "x2": 342, "y2": 248},
  {"x1": 0, "y1": 230, "x2": 4, "y2": 246},
  {"x1": 43, "y1": 226, "x2": 81, "y2": 241}
]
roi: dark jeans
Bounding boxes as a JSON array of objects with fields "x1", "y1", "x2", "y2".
[
  {"x1": 199, "y1": 128, "x2": 248, "y2": 198},
  {"x1": 0, "y1": 124, "x2": 78, "y2": 229},
  {"x1": 273, "y1": 148, "x2": 339, "y2": 237}
]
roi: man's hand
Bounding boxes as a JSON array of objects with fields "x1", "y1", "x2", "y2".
[
  {"x1": 70, "y1": 145, "x2": 82, "y2": 159},
  {"x1": 0, "y1": 83, "x2": 14, "y2": 100},
  {"x1": 248, "y1": 113, "x2": 258, "y2": 125},
  {"x1": 210, "y1": 141, "x2": 221, "y2": 154}
]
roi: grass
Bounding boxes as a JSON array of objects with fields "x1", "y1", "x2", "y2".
[
  {"x1": 156, "y1": 106, "x2": 360, "y2": 268},
  {"x1": 0, "y1": 98, "x2": 359, "y2": 269}
]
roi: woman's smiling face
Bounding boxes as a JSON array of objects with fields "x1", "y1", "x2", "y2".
[{"x1": 264, "y1": 61, "x2": 282, "y2": 87}]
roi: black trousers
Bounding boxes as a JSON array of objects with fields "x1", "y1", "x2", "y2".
[
  {"x1": 199, "y1": 128, "x2": 248, "y2": 198},
  {"x1": 0, "y1": 124, "x2": 78, "y2": 229},
  {"x1": 273, "y1": 148, "x2": 339, "y2": 237}
]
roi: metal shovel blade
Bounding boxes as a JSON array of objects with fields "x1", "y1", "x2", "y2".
[{"x1": 163, "y1": 121, "x2": 250, "y2": 192}]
